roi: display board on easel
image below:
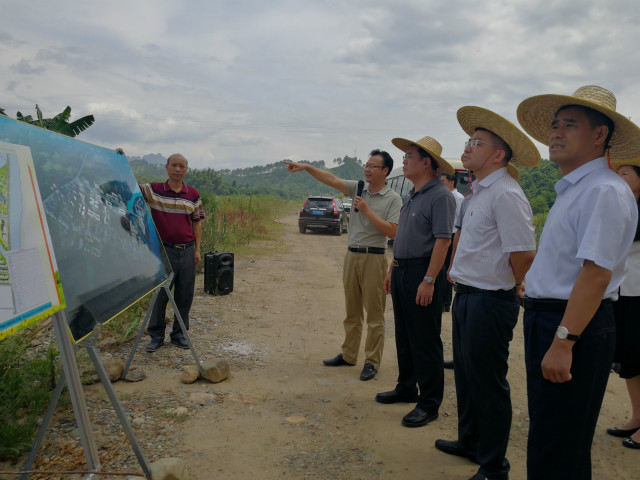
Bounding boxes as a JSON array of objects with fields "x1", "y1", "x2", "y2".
[
  {"x1": 0, "y1": 114, "x2": 171, "y2": 342},
  {"x1": 0, "y1": 142, "x2": 65, "y2": 339},
  {"x1": 0, "y1": 115, "x2": 176, "y2": 479}
]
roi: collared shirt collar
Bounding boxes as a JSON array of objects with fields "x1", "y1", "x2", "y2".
[
  {"x1": 473, "y1": 167, "x2": 508, "y2": 192},
  {"x1": 408, "y1": 177, "x2": 441, "y2": 197},
  {"x1": 163, "y1": 180, "x2": 188, "y2": 194},
  {"x1": 555, "y1": 156, "x2": 607, "y2": 195},
  {"x1": 366, "y1": 182, "x2": 391, "y2": 196}
]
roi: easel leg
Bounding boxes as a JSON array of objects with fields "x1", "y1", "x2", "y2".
[
  {"x1": 86, "y1": 345, "x2": 152, "y2": 479},
  {"x1": 52, "y1": 312, "x2": 101, "y2": 473},
  {"x1": 121, "y1": 286, "x2": 162, "y2": 380},
  {"x1": 164, "y1": 281, "x2": 203, "y2": 373},
  {"x1": 20, "y1": 370, "x2": 66, "y2": 480}
]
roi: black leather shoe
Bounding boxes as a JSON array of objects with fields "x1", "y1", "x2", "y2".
[
  {"x1": 360, "y1": 363, "x2": 377, "y2": 381},
  {"x1": 375, "y1": 390, "x2": 418, "y2": 404},
  {"x1": 401, "y1": 408, "x2": 438, "y2": 428},
  {"x1": 435, "y1": 439, "x2": 477, "y2": 462},
  {"x1": 171, "y1": 337, "x2": 189, "y2": 349},
  {"x1": 443, "y1": 360, "x2": 454, "y2": 369},
  {"x1": 323, "y1": 353, "x2": 355, "y2": 367},
  {"x1": 622, "y1": 437, "x2": 640, "y2": 449},
  {"x1": 607, "y1": 426, "x2": 640, "y2": 438},
  {"x1": 145, "y1": 340, "x2": 163, "y2": 352}
]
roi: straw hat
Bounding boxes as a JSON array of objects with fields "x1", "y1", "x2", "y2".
[
  {"x1": 516, "y1": 85, "x2": 640, "y2": 162},
  {"x1": 610, "y1": 158, "x2": 640, "y2": 172},
  {"x1": 457, "y1": 106, "x2": 541, "y2": 170},
  {"x1": 391, "y1": 136, "x2": 455, "y2": 175}
]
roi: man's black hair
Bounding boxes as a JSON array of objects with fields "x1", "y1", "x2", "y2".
[
  {"x1": 370, "y1": 149, "x2": 394, "y2": 177},
  {"x1": 416, "y1": 147, "x2": 439, "y2": 171},
  {"x1": 475, "y1": 128, "x2": 513, "y2": 163},
  {"x1": 441, "y1": 172, "x2": 457, "y2": 187}
]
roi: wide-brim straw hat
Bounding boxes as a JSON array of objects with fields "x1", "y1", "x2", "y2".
[
  {"x1": 457, "y1": 106, "x2": 541, "y2": 171},
  {"x1": 391, "y1": 136, "x2": 455, "y2": 175},
  {"x1": 516, "y1": 85, "x2": 640, "y2": 162},
  {"x1": 610, "y1": 158, "x2": 640, "y2": 172}
]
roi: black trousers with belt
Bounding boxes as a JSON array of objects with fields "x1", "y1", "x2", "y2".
[
  {"x1": 523, "y1": 303, "x2": 615, "y2": 480},
  {"x1": 390, "y1": 261, "x2": 446, "y2": 413},
  {"x1": 452, "y1": 286, "x2": 519, "y2": 480},
  {"x1": 148, "y1": 244, "x2": 196, "y2": 342}
]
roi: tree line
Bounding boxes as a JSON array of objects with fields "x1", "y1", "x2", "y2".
[{"x1": 1, "y1": 104, "x2": 561, "y2": 214}]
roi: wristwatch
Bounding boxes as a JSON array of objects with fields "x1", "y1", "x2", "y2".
[
  {"x1": 556, "y1": 325, "x2": 580, "y2": 341},
  {"x1": 423, "y1": 276, "x2": 434, "y2": 284}
]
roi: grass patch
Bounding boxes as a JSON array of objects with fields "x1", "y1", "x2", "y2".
[{"x1": 0, "y1": 336, "x2": 59, "y2": 460}]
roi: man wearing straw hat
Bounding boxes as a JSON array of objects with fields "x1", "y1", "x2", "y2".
[
  {"x1": 436, "y1": 108, "x2": 540, "y2": 480},
  {"x1": 374, "y1": 136, "x2": 456, "y2": 428},
  {"x1": 284, "y1": 152, "x2": 402, "y2": 381},
  {"x1": 517, "y1": 86, "x2": 640, "y2": 480}
]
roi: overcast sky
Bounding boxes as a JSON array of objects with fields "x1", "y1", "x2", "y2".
[{"x1": 2, "y1": 0, "x2": 639, "y2": 170}]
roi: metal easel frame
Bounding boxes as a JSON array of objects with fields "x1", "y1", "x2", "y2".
[
  {"x1": 20, "y1": 274, "x2": 203, "y2": 479},
  {"x1": 122, "y1": 272, "x2": 203, "y2": 379},
  {"x1": 20, "y1": 314, "x2": 155, "y2": 479}
]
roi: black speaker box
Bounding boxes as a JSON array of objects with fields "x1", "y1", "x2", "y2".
[{"x1": 204, "y1": 251, "x2": 234, "y2": 295}]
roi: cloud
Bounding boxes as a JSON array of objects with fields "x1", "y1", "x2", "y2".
[
  {"x1": 1, "y1": 0, "x2": 640, "y2": 168},
  {"x1": 11, "y1": 59, "x2": 46, "y2": 75}
]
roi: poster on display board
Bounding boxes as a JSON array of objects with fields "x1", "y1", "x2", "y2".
[
  {"x1": 0, "y1": 115, "x2": 172, "y2": 342},
  {"x1": 0, "y1": 142, "x2": 65, "y2": 339}
]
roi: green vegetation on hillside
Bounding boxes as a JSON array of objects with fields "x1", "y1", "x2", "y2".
[
  {"x1": 131, "y1": 153, "x2": 562, "y2": 215},
  {"x1": 518, "y1": 159, "x2": 562, "y2": 215},
  {"x1": 130, "y1": 155, "x2": 365, "y2": 200}
]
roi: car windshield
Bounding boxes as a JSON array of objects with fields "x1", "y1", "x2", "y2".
[{"x1": 307, "y1": 199, "x2": 332, "y2": 208}]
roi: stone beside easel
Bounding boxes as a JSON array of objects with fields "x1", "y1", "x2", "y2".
[{"x1": 180, "y1": 358, "x2": 229, "y2": 384}]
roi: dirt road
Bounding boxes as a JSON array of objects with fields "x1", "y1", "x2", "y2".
[{"x1": 7, "y1": 212, "x2": 637, "y2": 479}]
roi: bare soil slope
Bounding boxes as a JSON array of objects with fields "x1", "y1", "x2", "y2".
[{"x1": 3, "y1": 212, "x2": 637, "y2": 479}]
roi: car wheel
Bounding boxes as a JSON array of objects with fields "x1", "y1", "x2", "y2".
[
  {"x1": 299, "y1": 225, "x2": 306, "y2": 234},
  {"x1": 335, "y1": 220, "x2": 342, "y2": 236}
]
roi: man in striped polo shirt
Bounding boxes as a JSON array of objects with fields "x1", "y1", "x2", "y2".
[{"x1": 139, "y1": 153, "x2": 205, "y2": 352}]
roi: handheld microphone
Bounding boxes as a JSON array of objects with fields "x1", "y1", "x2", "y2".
[{"x1": 354, "y1": 180, "x2": 364, "y2": 213}]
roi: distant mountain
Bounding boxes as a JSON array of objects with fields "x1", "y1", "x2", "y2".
[{"x1": 127, "y1": 153, "x2": 166, "y2": 165}]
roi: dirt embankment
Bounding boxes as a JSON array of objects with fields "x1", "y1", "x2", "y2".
[{"x1": 3, "y1": 212, "x2": 637, "y2": 479}]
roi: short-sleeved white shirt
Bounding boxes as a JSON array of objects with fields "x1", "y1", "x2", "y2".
[
  {"x1": 451, "y1": 189, "x2": 465, "y2": 233},
  {"x1": 449, "y1": 167, "x2": 535, "y2": 290},
  {"x1": 525, "y1": 157, "x2": 638, "y2": 300}
]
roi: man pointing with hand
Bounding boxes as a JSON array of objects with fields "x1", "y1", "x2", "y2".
[{"x1": 284, "y1": 151, "x2": 401, "y2": 381}]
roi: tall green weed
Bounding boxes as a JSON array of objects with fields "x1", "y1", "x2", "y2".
[
  {"x1": 0, "y1": 336, "x2": 59, "y2": 460},
  {"x1": 200, "y1": 194, "x2": 296, "y2": 253}
]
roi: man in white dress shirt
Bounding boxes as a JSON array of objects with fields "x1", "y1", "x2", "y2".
[
  {"x1": 440, "y1": 172, "x2": 465, "y2": 317},
  {"x1": 517, "y1": 86, "x2": 640, "y2": 480},
  {"x1": 435, "y1": 107, "x2": 540, "y2": 480}
]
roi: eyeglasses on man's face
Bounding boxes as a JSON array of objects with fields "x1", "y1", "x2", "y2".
[
  {"x1": 364, "y1": 163, "x2": 385, "y2": 169},
  {"x1": 464, "y1": 138, "x2": 492, "y2": 148},
  {"x1": 402, "y1": 153, "x2": 423, "y2": 161}
]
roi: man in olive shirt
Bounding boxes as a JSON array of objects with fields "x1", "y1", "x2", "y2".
[{"x1": 284, "y1": 151, "x2": 402, "y2": 381}]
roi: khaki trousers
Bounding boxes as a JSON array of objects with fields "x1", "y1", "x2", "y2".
[{"x1": 341, "y1": 251, "x2": 388, "y2": 368}]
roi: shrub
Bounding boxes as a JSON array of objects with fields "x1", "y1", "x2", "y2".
[{"x1": 0, "y1": 336, "x2": 59, "y2": 460}]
